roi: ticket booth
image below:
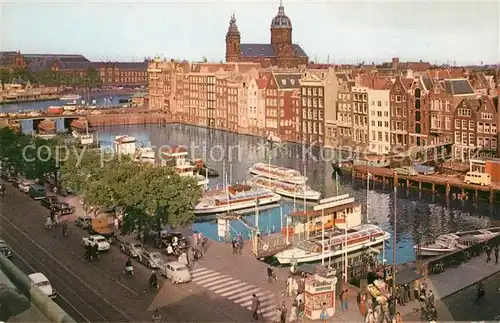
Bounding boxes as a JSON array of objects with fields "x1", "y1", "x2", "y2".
[{"x1": 304, "y1": 274, "x2": 337, "y2": 320}]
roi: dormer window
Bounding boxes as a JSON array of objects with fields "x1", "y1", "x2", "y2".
[
  {"x1": 290, "y1": 79, "x2": 295, "y2": 85},
  {"x1": 281, "y1": 79, "x2": 286, "y2": 86}
]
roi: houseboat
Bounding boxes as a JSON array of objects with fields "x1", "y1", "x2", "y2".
[
  {"x1": 161, "y1": 146, "x2": 209, "y2": 188},
  {"x1": 275, "y1": 224, "x2": 390, "y2": 265},
  {"x1": 414, "y1": 227, "x2": 500, "y2": 257},
  {"x1": 195, "y1": 184, "x2": 281, "y2": 215},
  {"x1": 60, "y1": 94, "x2": 81, "y2": 101},
  {"x1": 249, "y1": 163, "x2": 307, "y2": 185},
  {"x1": 38, "y1": 119, "x2": 56, "y2": 134},
  {"x1": 134, "y1": 147, "x2": 156, "y2": 164},
  {"x1": 249, "y1": 175, "x2": 321, "y2": 201}
]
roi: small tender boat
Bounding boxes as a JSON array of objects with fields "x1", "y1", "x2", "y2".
[
  {"x1": 38, "y1": 119, "x2": 56, "y2": 134},
  {"x1": 413, "y1": 227, "x2": 500, "y2": 257},
  {"x1": 275, "y1": 224, "x2": 390, "y2": 265},
  {"x1": 63, "y1": 101, "x2": 77, "y2": 111},
  {"x1": 249, "y1": 163, "x2": 307, "y2": 185},
  {"x1": 161, "y1": 146, "x2": 209, "y2": 188},
  {"x1": 249, "y1": 175, "x2": 321, "y2": 201},
  {"x1": 195, "y1": 184, "x2": 281, "y2": 215},
  {"x1": 60, "y1": 94, "x2": 81, "y2": 101}
]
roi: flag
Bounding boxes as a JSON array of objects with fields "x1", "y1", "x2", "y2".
[{"x1": 367, "y1": 172, "x2": 372, "y2": 179}]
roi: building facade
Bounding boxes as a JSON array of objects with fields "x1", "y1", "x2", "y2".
[
  {"x1": 367, "y1": 89, "x2": 391, "y2": 154},
  {"x1": 225, "y1": 4, "x2": 308, "y2": 68},
  {"x1": 351, "y1": 86, "x2": 369, "y2": 148},
  {"x1": 407, "y1": 78, "x2": 430, "y2": 148},
  {"x1": 389, "y1": 76, "x2": 410, "y2": 148}
]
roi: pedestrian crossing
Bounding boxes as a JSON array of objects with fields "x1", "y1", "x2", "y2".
[{"x1": 190, "y1": 267, "x2": 277, "y2": 319}]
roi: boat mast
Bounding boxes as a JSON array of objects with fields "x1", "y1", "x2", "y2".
[
  {"x1": 344, "y1": 215, "x2": 348, "y2": 283},
  {"x1": 366, "y1": 172, "x2": 370, "y2": 223},
  {"x1": 392, "y1": 185, "x2": 398, "y2": 311},
  {"x1": 303, "y1": 158, "x2": 308, "y2": 240}
]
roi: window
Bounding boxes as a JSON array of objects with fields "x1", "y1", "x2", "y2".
[
  {"x1": 416, "y1": 111, "x2": 421, "y2": 122},
  {"x1": 462, "y1": 120, "x2": 467, "y2": 130},
  {"x1": 415, "y1": 99, "x2": 420, "y2": 110},
  {"x1": 403, "y1": 96, "x2": 406, "y2": 102},
  {"x1": 378, "y1": 121, "x2": 382, "y2": 127},
  {"x1": 396, "y1": 95, "x2": 401, "y2": 103},
  {"x1": 415, "y1": 123, "x2": 421, "y2": 134},
  {"x1": 492, "y1": 138, "x2": 497, "y2": 149},
  {"x1": 384, "y1": 111, "x2": 389, "y2": 117},
  {"x1": 415, "y1": 88, "x2": 421, "y2": 98},
  {"x1": 455, "y1": 119, "x2": 460, "y2": 129},
  {"x1": 454, "y1": 131, "x2": 460, "y2": 143},
  {"x1": 377, "y1": 101, "x2": 382, "y2": 107},
  {"x1": 469, "y1": 121, "x2": 474, "y2": 130},
  {"x1": 372, "y1": 131, "x2": 376, "y2": 141},
  {"x1": 469, "y1": 133, "x2": 475, "y2": 146},
  {"x1": 378, "y1": 132, "x2": 382, "y2": 141}
]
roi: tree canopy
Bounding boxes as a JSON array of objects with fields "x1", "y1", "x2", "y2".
[
  {"x1": 60, "y1": 148, "x2": 203, "y2": 233},
  {"x1": 0, "y1": 127, "x2": 57, "y2": 180},
  {"x1": 4, "y1": 67, "x2": 102, "y2": 89}
]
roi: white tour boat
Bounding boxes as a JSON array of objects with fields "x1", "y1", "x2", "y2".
[
  {"x1": 60, "y1": 94, "x2": 81, "y2": 101},
  {"x1": 195, "y1": 184, "x2": 281, "y2": 215},
  {"x1": 413, "y1": 227, "x2": 500, "y2": 257},
  {"x1": 161, "y1": 146, "x2": 209, "y2": 188},
  {"x1": 275, "y1": 224, "x2": 390, "y2": 265},
  {"x1": 249, "y1": 163, "x2": 307, "y2": 185},
  {"x1": 249, "y1": 175, "x2": 321, "y2": 201}
]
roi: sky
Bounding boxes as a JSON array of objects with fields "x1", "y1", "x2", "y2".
[{"x1": 1, "y1": 0, "x2": 499, "y2": 65}]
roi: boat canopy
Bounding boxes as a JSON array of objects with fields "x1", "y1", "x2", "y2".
[
  {"x1": 212, "y1": 188, "x2": 270, "y2": 201},
  {"x1": 253, "y1": 163, "x2": 302, "y2": 177}
]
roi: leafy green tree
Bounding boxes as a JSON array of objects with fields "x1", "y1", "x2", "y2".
[
  {"x1": 85, "y1": 67, "x2": 102, "y2": 89},
  {"x1": 0, "y1": 69, "x2": 10, "y2": 89}
]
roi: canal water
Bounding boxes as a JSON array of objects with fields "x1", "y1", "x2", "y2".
[
  {"x1": 0, "y1": 93, "x2": 132, "y2": 114},
  {"x1": 94, "y1": 124, "x2": 500, "y2": 264}
]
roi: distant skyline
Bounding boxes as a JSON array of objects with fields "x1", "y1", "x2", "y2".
[{"x1": 1, "y1": 0, "x2": 499, "y2": 65}]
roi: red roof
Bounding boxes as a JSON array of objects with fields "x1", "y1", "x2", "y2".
[{"x1": 161, "y1": 145, "x2": 187, "y2": 154}]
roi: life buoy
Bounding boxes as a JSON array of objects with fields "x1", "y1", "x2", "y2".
[{"x1": 262, "y1": 244, "x2": 269, "y2": 251}]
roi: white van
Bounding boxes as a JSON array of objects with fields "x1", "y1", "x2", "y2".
[{"x1": 464, "y1": 172, "x2": 491, "y2": 186}]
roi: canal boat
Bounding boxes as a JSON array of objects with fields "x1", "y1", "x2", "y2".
[
  {"x1": 71, "y1": 118, "x2": 88, "y2": 132},
  {"x1": 195, "y1": 184, "x2": 281, "y2": 215},
  {"x1": 134, "y1": 147, "x2": 156, "y2": 164},
  {"x1": 60, "y1": 94, "x2": 81, "y2": 101},
  {"x1": 189, "y1": 159, "x2": 219, "y2": 177},
  {"x1": 38, "y1": 119, "x2": 56, "y2": 134},
  {"x1": 248, "y1": 175, "x2": 321, "y2": 201},
  {"x1": 413, "y1": 227, "x2": 500, "y2": 257},
  {"x1": 249, "y1": 163, "x2": 307, "y2": 185},
  {"x1": 161, "y1": 146, "x2": 209, "y2": 189},
  {"x1": 47, "y1": 106, "x2": 63, "y2": 115},
  {"x1": 274, "y1": 224, "x2": 390, "y2": 265},
  {"x1": 63, "y1": 101, "x2": 78, "y2": 111}
]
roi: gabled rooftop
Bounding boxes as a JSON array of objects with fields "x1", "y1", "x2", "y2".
[{"x1": 444, "y1": 79, "x2": 475, "y2": 95}]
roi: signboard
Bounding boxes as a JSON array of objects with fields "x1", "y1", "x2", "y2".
[{"x1": 217, "y1": 218, "x2": 228, "y2": 238}]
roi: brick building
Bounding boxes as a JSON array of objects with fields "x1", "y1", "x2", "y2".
[
  {"x1": 351, "y1": 86, "x2": 369, "y2": 148},
  {"x1": 389, "y1": 76, "x2": 411, "y2": 148},
  {"x1": 407, "y1": 78, "x2": 430, "y2": 148},
  {"x1": 225, "y1": 3, "x2": 308, "y2": 68},
  {"x1": 93, "y1": 61, "x2": 148, "y2": 86},
  {"x1": 335, "y1": 72, "x2": 354, "y2": 146}
]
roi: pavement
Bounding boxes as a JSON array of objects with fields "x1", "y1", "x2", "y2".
[
  {"x1": 0, "y1": 180, "x2": 271, "y2": 322},
  {"x1": 398, "y1": 251, "x2": 500, "y2": 321}
]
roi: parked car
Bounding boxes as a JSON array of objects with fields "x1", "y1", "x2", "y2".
[
  {"x1": 82, "y1": 235, "x2": 110, "y2": 251},
  {"x1": 394, "y1": 166, "x2": 418, "y2": 176},
  {"x1": 120, "y1": 241, "x2": 143, "y2": 258},
  {"x1": 40, "y1": 196, "x2": 59, "y2": 209},
  {"x1": 0, "y1": 239, "x2": 12, "y2": 258},
  {"x1": 162, "y1": 261, "x2": 191, "y2": 283},
  {"x1": 28, "y1": 273, "x2": 56, "y2": 298},
  {"x1": 18, "y1": 179, "x2": 36, "y2": 193},
  {"x1": 28, "y1": 184, "x2": 45, "y2": 200},
  {"x1": 75, "y1": 216, "x2": 92, "y2": 229},
  {"x1": 412, "y1": 163, "x2": 436, "y2": 175},
  {"x1": 138, "y1": 251, "x2": 163, "y2": 269},
  {"x1": 464, "y1": 171, "x2": 492, "y2": 186}
]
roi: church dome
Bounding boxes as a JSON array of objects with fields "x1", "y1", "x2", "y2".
[{"x1": 270, "y1": 3, "x2": 292, "y2": 29}]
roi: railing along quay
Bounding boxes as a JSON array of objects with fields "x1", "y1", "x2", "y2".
[{"x1": 351, "y1": 165, "x2": 500, "y2": 204}]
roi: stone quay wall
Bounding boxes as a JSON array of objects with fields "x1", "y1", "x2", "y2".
[{"x1": 87, "y1": 112, "x2": 170, "y2": 127}]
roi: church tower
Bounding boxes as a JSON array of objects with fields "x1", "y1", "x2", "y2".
[
  {"x1": 270, "y1": 0, "x2": 292, "y2": 46},
  {"x1": 225, "y1": 14, "x2": 241, "y2": 63}
]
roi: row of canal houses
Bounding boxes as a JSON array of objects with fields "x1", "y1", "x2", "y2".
[{"x1": 147, "y1": 58, "x2": 500, "y2": 161}]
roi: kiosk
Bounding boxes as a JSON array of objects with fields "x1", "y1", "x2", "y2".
[{"x1": 304, "y1": 274, "x2": 337, "y2": 320}]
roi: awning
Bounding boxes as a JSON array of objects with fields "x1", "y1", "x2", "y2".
[{"x1": 394, "y1": 268, "x2": 423, "y2": 286}]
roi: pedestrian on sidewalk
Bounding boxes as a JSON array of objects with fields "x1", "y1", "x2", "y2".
[
  {"x1": 359, "y1": 292, "x2": 367, "y2": 318},
  {"x1": 286, "y1": 276, "x2": 294, "y2": 297},
  {"x1": 484, "y1": 245, "x2": 492, "y2": 263},
  {"x1": 320, "y1": 303, "x2": 329, "y2": 323},
  {"x1": 413, "y1": 282, "x2": 419, "y2": 301},
  {"x1": 288, "y1": 302, "x2": 298, "y2": 322},
  {"x1": 365, "y1": 308, "x2": 376, "y2": 323},
  {"x1": 273, "y1": 306, "x2": 282, "y2": 323},
  {"x1": 427, "y1": 290, "x2": 435, "y2": 307},
  {"x1": 237, "y1": 232, "x2": 244, "y2": 255},
  {"x1": 340, "y1": 288, "x2": 349, "y2": 312},
  {"x1": 231, "y1": 239, "x2": 238, "y2": 254},
  {"x1": 494, "y1": 245, "x2": 499, "y2": 264},
  {"x1": 251, "y1": 294, "x2": 261, "y2": 321},
  {"x1": 394, "y1": 312, "x2": 402, "y2": 323}
]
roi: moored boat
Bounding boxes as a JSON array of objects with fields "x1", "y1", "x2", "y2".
[
  {"x1": 249, "y1": 175, "x2": 321, "y2": 201},
  {"x1": 134, "y1": 147, "x2": 156, "y2": 164},
  {"x1": 38, "y1": 119, "x2": 56, "y2": 134},
  {"x1": 275, "y1": 224, "x2": 390, "y2": 265},
  {"x1": 190, "y1": 159, "x2": 219, "y2": 177},
  {"x1": 413, "y1": 227, "x2": 500, "y2": 257},
  {"x1": 71, "y1": 118, "x2": 88, "y2": 132},
  {"x1": 60, "y1": 94, "x2": 81, "y2": 101},
  {"x1": 161, "y1": 146, "x2": 209, "y2": 188},
  {"x1": 249, "y1": 163, "x2": 306, "y2": 185},
  {"x1": 195, "y1": 184, "x2": 281, "y2": 215}
]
